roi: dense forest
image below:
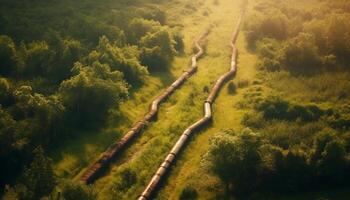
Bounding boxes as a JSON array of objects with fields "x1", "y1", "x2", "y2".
[
  {"x1": 0, "y1": 0, "x2": 183, "y2": 199},
  {"x1": 201, "y1": 0, "x2": 350, "y2": 198}
]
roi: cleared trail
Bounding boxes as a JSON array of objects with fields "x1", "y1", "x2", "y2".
[
  {"x1": 80, "y1": 30, "x2": 211, "y2": 184},
  {"x1": 138, "y1": 13, "x2": 243, "y2": 200}
]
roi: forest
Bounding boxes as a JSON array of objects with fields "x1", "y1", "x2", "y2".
[
  {"x1": 1, "y1": 0, "x2": 350, "y2": 199},
  {"x1": 0, "y1": 0, "x2": 183, "y2": 199}
]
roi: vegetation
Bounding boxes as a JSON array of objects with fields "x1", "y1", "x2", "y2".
[
  {"x1": 1, "y1": 0, "x2": 350, "y2": 199},
  {"x1": 0, "y1": 0, "x2": 183, "y2": 198},
  {"x1": 202, "y1": 0, "x2": 350, "y2": 198},
  {"x1": 179, "y1": 186, "x2": 198, "y2": 200}
]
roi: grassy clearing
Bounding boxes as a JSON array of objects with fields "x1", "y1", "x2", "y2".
[
  {"x1": 89, "y1": 0, "x2": 252, "y2": 199},
  {"x1": 158, "y1": 4, "x2": 259, "y2": 200}
]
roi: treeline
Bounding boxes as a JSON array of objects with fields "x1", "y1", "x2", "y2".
[
  {"x1": 0, "y1": 0, "x2": 182, "y2": 198},
  {"x1": 204, "y1": 127, "x2": 350, "y2": 194},
  {"x1": 245, "y1": 0, "x2": 350, "y2": 74}
]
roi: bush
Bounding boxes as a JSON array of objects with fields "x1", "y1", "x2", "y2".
[
  {"x1": 204, "y1": 129, "x2": 262, "y2": 193},
  {"x1": 279, "y1": 33, "x2": 323, "y2": 74},
  {"x1": 114, "y1": 168, "x2": 137, "y2": 191},
  {"x1": 61, "y1": 181, "x2": 97, "y2": 200},
  {"x1": 95, "y1": 36, "x2": 148, "y2": 84},
  {"x1": 179, "y1": 186, "x2": 198, "y2": 200},
  {"x1": 140, "y1": 28, "x2": 177, "y2": 70},
  {"x1": 126, "y1": 18, "x2": 161, "y2": 44},
  {"x1": 245, "y1": 11, "x2": 288, "y2": 48},
  {"x1": 256, "y1": 38, "x2": 281, "y2": 71},
  {"x1": 257, "y1": 96, "x2": 324, "y2": 122},
  {"x1": 227, "y1": 82, "x2": 236, "y2": 94},
  {"x1": 136, "y1": 6, "x2": 166, "y2": 24}
]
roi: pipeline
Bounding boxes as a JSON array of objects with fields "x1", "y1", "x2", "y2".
[
  {"x1": 138, "y1": 14, "x2": 243, "y2": 200},
  {"x1": 79, "y1": 29, "x2": 210, "y2": 184}
]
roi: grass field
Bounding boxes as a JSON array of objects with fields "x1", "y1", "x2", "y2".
[
  {"x1": 157, "y1": 4, "x2": 259, "y2": 200},
  {"x1": 91, "y1": 0, "x2": 248, "y2": 199}
]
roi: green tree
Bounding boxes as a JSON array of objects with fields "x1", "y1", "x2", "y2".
[
  {"x1": 0, "y1": 35, "x2": 19, "y2": 75},
  {"x1": 205, "y1": 129, "x2": 262, "y2": 193},
  {"x1": 280, "y1": 33, "x2": 323, "y2": 74},
  {"x1": 48, "y1": 38, "x2": 85, "y2": 82},
  {"x1": 127, "y1": 18, "x2": 160, "y2": 44},
  {"x1": 0, "y1": 78, "x2": 12, "y2": 106},
  {"x1": 310, "y1": 130, "x2": 348, "y2": 183},
  {"x1": 21, "y1": 41, "x2": 52, "y2": 77},
  {"x1": 96, "y1": 36, "x2": 148, "y2": 84},
  {"x1": 179, "y1": 186, "x2": 198, "y2": 200},
  {"x1": 325, "y1": 14, "x2": 350, "y2": 65},
  {"x1": 22, "y1": 147, "x2": 57, "y2": 200},
  {"x1": 59, "y1": 61, "x2": 128, "y2": 126},
  {"x1": 140, "y1": 28, "x2": 177, "y2": 70}
]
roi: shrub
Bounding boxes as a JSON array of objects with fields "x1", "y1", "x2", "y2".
[
  {"x1": 257, "y1": 96, "x2": 324, "y2": 122},
  {"x1": 227, "y1": 82, "x2": 236, "y2": 94},
  {"x1": 245, "y1": 11, "x2": 288, "y2": 48},
  {"x1": 311, "y1": 130, "x2": 348, "y2": 184},
  {"x1": 204, "y1": 129, "x2": 262, "y2": 193},
  {"x1": 95, "y1": 36, "x2": 148, "y2": 84},
  {"x1": 140, "y1": 28, "x2": 177, "y2": 70},
  {"x1": 179, "y1": 186, "x2": 198, "y2": 200},
  {"x1": 61, "y1": 181, "x2": 97, "y2": 200},
  {"x1": 114, "y1": 168, "x2": 137, "y2": 191},
  {"x1": 279, "y1": 33, "x2": 323, "y2": 74},
  {"x1": 126, "y1": 18, "x2": 160, "y2": 44}
]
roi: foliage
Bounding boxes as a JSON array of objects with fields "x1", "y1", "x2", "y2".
[
  {"x1": 227, "y1": 82, "x2": 236, "y2": 94},
  {"x1": 179, "y1": 186, "x2": 198, "y2": 200},
  {"x1": 113, "y1": 168, "x2": 137, "y2": 192},
  {"x1": 95, "y1": 36, "x2": 148, "y2": 83},
  {"x1": 204, "y1": 129, "x2": 262, "y2": 193},
  {"x1": 256, "y1": 96, "x2": 324, "y2": 122},
  {"x1": 0, "y1": 0, "x2": 182, "y2": 193},
  {"x1": 60, "y1": 181, "x2": 97, "y2": 200},
  {"x1": 205, "y1": 127, "x2": 350, "y2": 194},
  {"x1": 206, "y1": 0, "x2": 350, "y2": 197},
  {"x1": 140, "y1": 28, "x2": 177, "y2": 70},
  {"x1": 0, "y1": 35, "x2": 20, "y2": 75},
  {"x1": 246, "y1": 0, "x2": 350, "y2": 72},
  {"x1": 4, "y1": 147, "x2": 57, "y2": 200},
  {"x1": 279, "y1": 33, "x2": 323, "y2": 74},
  {"x1": 59, "y1": 61, "x2": 128, "y2": 126}
]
